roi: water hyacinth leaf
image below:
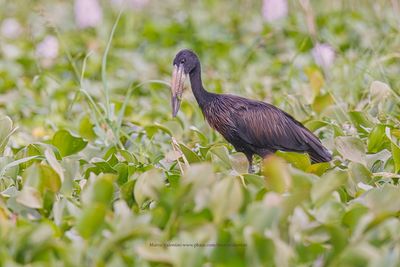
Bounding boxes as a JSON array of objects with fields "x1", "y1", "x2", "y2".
[
  {"x1": 77, "y1": 203, "x2": 107, "y2": 239},
  {"x1": 358, "y1": 185, "x2": 400, "y2": 215},
  {"x1": 275, "y1": 151, "x2": 311, "y2": 171},
  {"x1": 134, "y1": 169, "x2": 164, "y2": 207},
  {"x1": 335, "y1": 136, "x2": 366, "y2": 165},
  {"x1": 189, "y1": 126, "x2": 208, "y2": 145},
  {"x1": 92, "y1": 174, "x2": 116, "y2": 205},
  {"x1": 15, "y1": 144, "x2": 43, "y2": 168},
  {"x1": 314, "y1": 201, "x2": 345, "y2": 224},
  {"x1": 342, "y1": 204, "x2": 369, "y2": 233},
  {"x1": 307, "y1": 162, "x2": 331, "y2": 176},
  {"x1": 348, "y1": 162, "x2": 372, "y2": 184},
  {"x1": 263, "y1": 155, "x2": 291, "y2": 193},
  {"x1": 230, "y1": 152, "x2": 249, "y2": 173},
  {"x1": 22, "y1": 163, "x2": 61, "y2": 194},
  {"x1": 369, "y1": 80, "x2": 392, "y2": 102},
  {"x1": 385, "y1": 127, "x2": 400, "y2": 173},
  {"x1": 207, "y1": 145, "x2": 232, "y2": 169},
  {"x1": 391, "y1": 143, "x2": 400, "y2": 173},
  {"x1": 163, "y1": 121, "x2": 183, "y2": 138},
  {"x1": 311, "y1": 169, "x2": 347, "y2": 204},
  {"x1": 0, "y1": 155, "x2": 39, "y2": 179},
  {"x1": 16, "y1": 186, "x2": 43, "y2": 209},
  {"x1": 119, "y1": 149, "x2": 137, "y2": 163},
  {"x1": 178, "y1": 143, "x2": 201, "y2": 163},
  {"x1": 347, "y1": 162, "x2": 372, "y2": 197},
  {"x1": 182, "y1": 163, "x2": 215, "y2": 190},
  {"x1": 120, "y1": 180, "x2": 135, "y2": 206},
  {"x1": 44, "y1": 148, "x2": 64, "y2": 182},
  {"x1": 210, "y1": 177, "x2": 243, "y2": 224},
  {"x1": 349, "y1": 111, "x2": 374, "y2": 133},
  {"x1": 52, "y1": 130, "x2": 88, "y2": 157},
  {"x1": 368, "y1": 125, "x2": 388, "y2": 153},
  {"x1": 92, "y1": 159, "x2": 117, "y2": 174},
  {"x1": 305, "y1": 67, "x2": 324, "y2": 101},
  {"x1": 290, "y1": 168, "x2": 315, "y2": 194},
  {"x1": 312, "y1": 93, "x2": 334, "y2": 113},
  {"x1": 79, "y1": 115, "x2": 96, "y2": 140},
  {"x1": 0, "y1": 116, "x2": 14, "y2": 155},
  {"x1": 144, "y1": 123, "x2": 172, "y2": 138},
  {"x1": 40, "y1": 164, "x2": 62, "y2": 193},
  {"x1": 242, "y1": 174, "x2": 265, "y2": 188}
]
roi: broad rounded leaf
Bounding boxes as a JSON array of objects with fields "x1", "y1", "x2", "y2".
[
  {"x1": 52, "y1": 130, "x2": 88, "y2": 157},
  {"x1": 311, "y1": 168, "x2": 348, "y2": 204},
  {"x1": 335, "y1": 136, "x2": 366, "y2": 165},
  {"x1": 210, "y1": 177, "x2": 243, "y2": 224},
  {"x1": 263, "y1": 155, "x2": 291, "y2": 193}
]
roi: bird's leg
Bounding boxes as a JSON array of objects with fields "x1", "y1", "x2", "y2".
[{"x1": 246, "y1": 154, "x2": 255, "y2": 173}]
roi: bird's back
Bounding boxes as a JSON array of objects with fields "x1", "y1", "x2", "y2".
[{"x1": 201, "y1": 93, "x2": 331, "y2": 163}]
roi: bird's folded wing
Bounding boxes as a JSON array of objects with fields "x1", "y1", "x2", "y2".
[{"x1": 233, "y1": 102, "x2": 314, "y2": 152}]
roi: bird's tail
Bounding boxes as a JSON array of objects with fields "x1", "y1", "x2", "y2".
[{"x1": 302, "y1": 129, "x2": 332, "y2": 163}]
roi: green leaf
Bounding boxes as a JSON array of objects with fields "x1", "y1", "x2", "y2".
[
  {"x1": 349, "y1": 111, "x2": 374, "y2": 133},
  {"x1": 44, "y1": 148, "x2": 64, "y2": 182},
  {"x1": 179, "y1": 143, "x2": 201, "y2": 163},
  {"x1": 263, "y1": 155, "x2": 291, "y2": 193},
  {"x1": 144, "y1": 123, "x2": 172, "y2": 138},
  {"x1": 0, "y1": 116, "x2": 14, "y2": 155},
  {"x1": 385, "y1": 127, "x2": 400, "y2": 173},
  {"x1": 77, "y1": 203, "x2": 107, "y2": 239},
  {"x1": 79, "y1": 116, "x2": 96, "y2": 140},
  {"x1": 348, "y1": 162, "x2": 371, "y2": 184},
  {"x1": 230, "y1": 152, "x2": 250, "y2": 174},
  {"x1": 134, "y1": 169, "x2": 164, "y2": 207},
  {"x1": 311, "y1": 168, "x2": 348, "y2": 204},
  {"x1": 207, "y1": 145, "x2": 232, "y2": 169},
  {"x1": 16, "y1": 186, "x2": 43, "y2": 209},
  {"x1": 276, "y1": 151, "x2": 311, "y2": 171},
  {"x1": 335, "y1": 136, "x2": 366, "y2": 165},
  {"x1": 210, "y1": 177, "x2": 243, "y2": 224},
  {"x1": 40, "y1": 164, "x2": 62, "y2": 193},
  {"x1": 189, "y1": 126, "x2": 208, "y2": 145},
  {"x1": 368, "y1": 124, "x2": 388, "y2": 153},
  {"x1": 305, "y1": 67, "x2": 324, "y2": 101},
  {"x1": 312, "y1": 93, "x2": 334, "y2": 113},
  {"x1": 92, "y1": 174, "x2": 116, "y2": 205},
  {"x1": 358, "y1": 184, "x2": 400, "y2": 215},
  {"x1": 22, "y1": 163, "x2": 61, "y2": 194},
  {"x1": 52, "y1": 130, "x2": 88, "y2": 157},
  {"x1": 307, "y1": 162, "x2": 331, "y2": 176}
]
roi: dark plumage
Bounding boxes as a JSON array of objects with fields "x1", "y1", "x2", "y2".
[{"x1": 171, "y1": 49, "x2": 331, "y2": 172}]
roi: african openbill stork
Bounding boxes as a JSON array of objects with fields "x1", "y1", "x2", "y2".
[{"x1": 171, "y1": 49, "x2": 331, "y2": 173}]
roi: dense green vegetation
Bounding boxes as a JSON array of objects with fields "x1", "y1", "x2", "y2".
[{"x1": 1, "y1": 0, "x2": 400, "y2": 266}]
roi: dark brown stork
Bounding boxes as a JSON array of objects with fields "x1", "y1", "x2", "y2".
[{"x1": 171, "y1": 49, "x2": 331, "y2": 173}]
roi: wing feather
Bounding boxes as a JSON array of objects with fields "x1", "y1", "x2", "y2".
[{"x1": 228, "y1": 96, "x2": 331, "y2": 162}]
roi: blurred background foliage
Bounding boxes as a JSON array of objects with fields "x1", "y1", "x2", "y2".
[{"x1": 0, "y1": 0, "x2": 400, "y2": 266}]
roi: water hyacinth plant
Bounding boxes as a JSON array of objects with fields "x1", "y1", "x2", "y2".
[{"x1": 0, "y1": 0, "x2": 400, "y2": 266}]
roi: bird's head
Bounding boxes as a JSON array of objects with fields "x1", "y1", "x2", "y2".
[{"x1": 171, "y1": 49, "x2": 199, "y2": 117}]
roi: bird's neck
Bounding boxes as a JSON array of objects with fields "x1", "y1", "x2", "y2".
[{"x1": 189, "y1": 66, "x2": 210, "y2": 108}]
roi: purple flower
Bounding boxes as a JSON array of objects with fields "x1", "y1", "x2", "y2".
[
  {"x1": 36, "y1": 35, "x2": 59, "y2": 67},
  {"x1": 312, "y1": 43, "x2": 335, "y2": 68},
  {"x1": 1, "y1": 18, "x2": 22, "y2": 39},
  {"x1": 74, "y1": 0, "x2": 103, "y2": 29},
  {"x1": 262, "y1": 0, "x2": 288, "y2": 22}
]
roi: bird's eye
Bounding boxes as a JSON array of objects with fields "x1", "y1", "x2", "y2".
[{"x1": 180, "y1": 59, "x2": 185, "y2": 64}]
